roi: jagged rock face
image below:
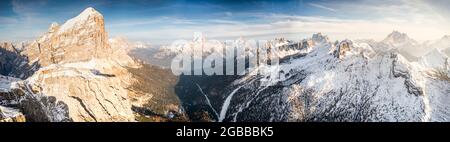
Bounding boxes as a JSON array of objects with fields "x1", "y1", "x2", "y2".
[
  {"x1": 20, "y1": 92, "x2": 72, "y2": 122},
  {"x1": 0, "y1": 75, "x2": 71, "y2": 122},
  {"x1": 6, "y1": 7, "x2": 136, "y2": 122},
  {"x1": 0, "y1": 42, "x2": 22, "y2": 53},
  {"x1": 335, "y1": 40, "x2": 353, "y2": 59},
  {"x1": 0, "y1": 76, "x2": 24, "y2": 122},
  {"x1": 23, "y1": 7, "x2": 111, "y2": 67},
  {"x1": 0, "y1": 75, "x2": 23, "y2": 106},
  {"x1": 0, "y1": 106, "x2": 26, "y2": 122},
  {"x1": 391, "y1": 53, "x2": 424, "y2": 96},
  {"x1": 0, "y1": 42, "x2": 38, "y2": 79},
  {"x1": 27, "y1": 59, "x2": 135, "y2": 122},
  {"x1": 154, "y1": 33, "x2": 319, "y2": 66},
  {"x1": 266, "y1": 38, "x2": 310, "y2": 52},
  {"x1": 312, "y1": 33, "x2": 329, "y2": 43},
  {"x1": 212, "y1": 35, "x2": 449, "y2": 122},
  {"x1": 301, "y1": 39, "x2": 314, "y2": 49}
]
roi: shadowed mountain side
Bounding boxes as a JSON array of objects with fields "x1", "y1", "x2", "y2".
[
  {"x1": 0, "y1": 44, "x2": 40, "y2": 79},
  {"x1": 126, "y1": 62, "x2": 189, "y2": 122},
  {"x1": 175, "y1": 74, "x2": 240, "y2": 122}
]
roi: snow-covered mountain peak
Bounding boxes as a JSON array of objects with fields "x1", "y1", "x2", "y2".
[
  {"x1": 424, "y1": 35, "x2": 450, "y2": 55},
  {"x1": 312, "y1": 32, "x2": 329, "y2": 43},
  {"x1": 419, "y1": 48, "x2": 449, "y2": 69},
  {"x1": 193, "y1": 32, "x2": 205, "y2": 43},
  {"x1": 218, "y1": 35, "x2": 450, "y2": 122},
  {"x1": 21, "y1": 6, "x2": 110, "y2": 67},
  {"x1": 335, "y1": 39, "x2": 354, "y2": 59},
  {"x1": 58, "y1": 7, "x2": 103, "y2": 34},
  {"x1": 81, "y1": 7, "x2": 101, "y2": 16},
  {"x1": 386, "y1": 31, "x2": 407, "y2": 39},
  {"x1": 382, "y1": 31, "x2": 416, "y2": 45}
]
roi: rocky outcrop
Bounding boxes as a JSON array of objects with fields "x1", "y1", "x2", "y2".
[
  {"x1": 19, "y1": 81, "x2": 72, "y2": 122},
  {"x1": 27, "y1": 60, "x2": 135, "y2": 121},
  {"x1": 23, "y1": 7, "x2": 111, "y2": 67},
  {"x1": 0, "y1": 106, "x2": 26, "y2": 122},
  {"x1": 0, "y1": 75, "x2": 25, "y2": 122},
  {"x1": 0, "y1": 42, "x2": 39, "y2": 79},
  {"x1": 335, "y1": 40, "x2": 353, "y2": 59},
  {"x1": 391, "y1": 53, "x2": 424, "y2": 96},
  {"x1": 0, "y1": 75, "x2": 71, "y2": 122},
  {"x1": 312, "y1": 33, "x2": 329, "y2": 43},
  {"x1": 0, "y1": 75, "x2": 23, "y2": 106},
  {"x1": 2, "y1": 7, "x2": 137, "y2": 122}
]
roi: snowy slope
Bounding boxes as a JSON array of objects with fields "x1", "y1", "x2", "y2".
[
  {"x1": 218, "y1": 33, "x2": 449, "y2": 122},
  {"x1": 381, "y1": 31, "x2": 426, "y2": 61},
  {"x1": 58, "y1": 7, "x2": 103, "y2": 34},
  {"x1": 419, "y1": 49, "x2": 448, "y2": 69},
  {"x1": 0, "y1": 75, "x2": 20, "y2": 93}
]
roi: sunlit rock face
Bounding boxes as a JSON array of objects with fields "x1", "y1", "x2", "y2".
[
  {"x1": 23, "y1": 7, "x2": 111, "y2": 67},
  {"x1": 9, "y1": 7, "x2": 136, "y2": 122},
  {"x1": 335, "y1": 40, "x2": 353, "y2": 59}
]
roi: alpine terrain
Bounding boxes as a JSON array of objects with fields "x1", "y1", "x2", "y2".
[
  {"x1": 1, "y1": 6, "x2": 449, "y2": 122},
  {"x1": 0, "y1": 7, "x2": 186, "y2": 122}
]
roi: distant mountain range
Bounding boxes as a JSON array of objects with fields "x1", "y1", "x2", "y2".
[{"x1": 151, "y1": 31, "x2": 449, "y2": 122}]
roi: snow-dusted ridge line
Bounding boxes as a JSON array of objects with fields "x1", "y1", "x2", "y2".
[
  {"x1": 218, "y1": 32, "x2": 449, "y2": 122},
  {"x1": 58, "y1": 7, "x2": 102, "y2": 34}
]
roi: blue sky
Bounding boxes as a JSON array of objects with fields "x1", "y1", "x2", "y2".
[{"x1": 1, "y1": 0, "x2": 450, "y2": 44}]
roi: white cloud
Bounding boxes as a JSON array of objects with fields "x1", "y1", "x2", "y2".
[
  {"x1": 116, "y1": 11, "x2": 449, "y2": 44},
  {"x1": 3, "y1": 0, "x2": 450, "y2": 44},
  {"x1": 308, "y1": 3, "x2": 337, "y2": 12},
  {"x1": 118, "y1": 0, "x2": 450, "y2": 44},
  {"x1": 12, "y1": 0, "x2": 47, "y2": 16},
  {"x1": 108, "y1": 16, "x2": 204, "y2": 28}
]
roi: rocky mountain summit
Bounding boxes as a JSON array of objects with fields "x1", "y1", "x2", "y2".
[
  {"x1": 0, "y1": 7, "x2": 185, "y2": 122},
  {"x1": 23, "y1": 7, "x2": 111, "y2": 67},
  {"x1": 382, "y1": 30, "x2": 418, "y2": 46}
]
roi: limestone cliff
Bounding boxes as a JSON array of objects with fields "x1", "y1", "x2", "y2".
[
  {"x1": 23, "y1": 7, "x2": 111, "y2": 67},
  {"x1": 15, "y1": 7, "x2": 136, "y2": 122}
]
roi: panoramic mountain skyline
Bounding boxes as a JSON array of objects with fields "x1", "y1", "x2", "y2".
[
  {"x1": 0, "y1": 3, "x2": 449, "y2": 123},
  {"x1": 1, "y1": 0, "x2": 450, "y2": 44}
]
